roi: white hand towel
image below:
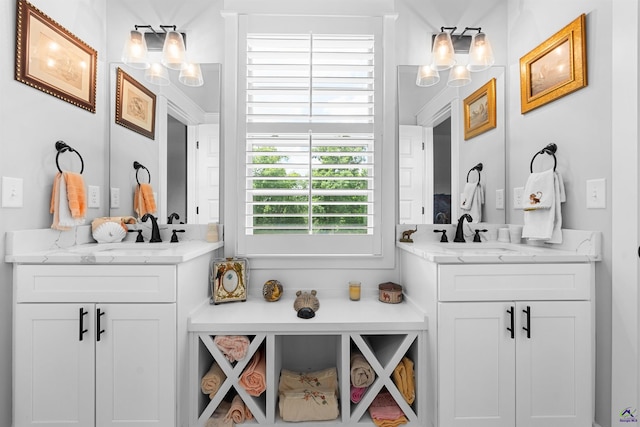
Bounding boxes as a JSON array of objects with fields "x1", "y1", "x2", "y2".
[
  {"x1": 522, "y1": 168, "x2": 555, "y2": 210},
  {"x1": 460, "y1": 182, "x2": 483, "y2": 223},
  {"x1": 522, "y1": 171, "x2": 565, "y2": 243}
]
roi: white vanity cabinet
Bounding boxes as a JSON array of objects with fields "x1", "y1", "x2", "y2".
[
  {"x1": 12, "y1": 250, "x2": 215, "y2": 427},
  {"x1": 399, "y1": 242, "x2": 597, "y2": 427}
]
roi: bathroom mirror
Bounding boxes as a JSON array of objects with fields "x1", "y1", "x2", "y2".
[
  {"x1": 398, "y1": 65, "x2": 506, "y2": 224},
  {"x1": 108, "y1": 62, "x2": 221, "y2": 225}
]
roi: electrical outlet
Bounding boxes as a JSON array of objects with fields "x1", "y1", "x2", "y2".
[
  {"x1": 495, "y1": 189, "x2": 504, "y2": 209},
  {"x1": 110, "y1": 187, "x2": 120, "y2": 209},
  {"x1": 2, "y1": 176, "x2": 23, "y2": 208},
  {"x1": 88, "y1": 185, "x2": 100, "y2": 208},
  {"x1": 513, "y1": 187, "x2": 524, "y2": 209},
  {"x1": 586, "y1": 178, "x2": 606, "y2": 209}
]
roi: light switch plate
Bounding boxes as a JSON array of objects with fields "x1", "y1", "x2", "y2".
[
  {"x1": 2, "y1": 176, "x2": 23, "y2": 208},
  {"x1": 495, "y1": 189, "x2": 504, "y2": 209},
  {"x1": 110, "y1": 187, "x2": 120, "y2": 209},
  {"x1": 513, "y1": 187, "x2": 524, "y2": 209},
  {"x1": 586, "y1": 178, "x2": 606, "y2": 209},
  {"x1": 88, "y1": 185, "x2": 100, "y2": 208}
]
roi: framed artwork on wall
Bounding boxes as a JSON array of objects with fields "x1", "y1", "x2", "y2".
[
  {"x1": 15, "y1": 0, "x2": 97, "y2": 113},
  {"x1": 463, "y1": 78, "x2": 497, "y2": 140},
  {"x1": 115, "y1": 67, "x2": 156, "y2": 140},
  {"x1": 520, "y1": 13, "x2": 587, "y2": 114}
]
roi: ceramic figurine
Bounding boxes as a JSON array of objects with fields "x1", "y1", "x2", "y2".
[
  {"x1": 293, "y1": 290, "x2": 320, "y2": 319},
  {"x1": 263, "y1": 279, "x2": 283, "y2": 302}
]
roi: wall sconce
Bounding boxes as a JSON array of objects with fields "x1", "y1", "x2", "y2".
[
  {"x1": 122, "y1": 25, "x2": 204, "y2": 87},
  {"x1": 416, "y1": 26, "x2": 494, "y2": 88}
]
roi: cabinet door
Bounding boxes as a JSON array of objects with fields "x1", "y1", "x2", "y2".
[
  {"x1": 439, "y1": 302, "x2": 516, "y2": 427},
  {"x1": 95, "y1": 304, "x2": 176, "y2": 427},
  {"x1": 14, "y1": 304, "x2": 95, "y2": 427},
  {"x1": 515, "y1": 301, "x2": 591, "y2": 427}
]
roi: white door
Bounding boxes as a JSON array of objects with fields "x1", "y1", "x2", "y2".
[
  {"x1": 14, "y1": 304, "x2": 95, "y2": 427},
  {"x1": 515, "y1": 301, "x2": 592, "y2": 427},
  {"x1": 194, "y1": 123, "x2": 220, "y2": 224},
  {"x1": 95, "y1": 304, "x2": 176, "y2": 427},
  {"x1": 438, "y1": 302, "x2": 516, "y2": 427},
  {"x1": 399, "y1": 125, "x2": 424, "y2": 224}
]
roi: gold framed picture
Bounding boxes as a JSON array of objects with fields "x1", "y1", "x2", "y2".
[
  {"x1": 520, "y1": 14, "x2": 587, "y2": 114},
  {"x1": 463, "y1": 78, "x2": 497, "y2": 140},
  {"x1": 15, "y1": 0, "x2": 97, "y2": 113},
  {"x1": 211, "y1": 258, "x2": 248, "y2": 304},
  {"x1": 115, "y1": 67, "x2": 156, "y2": 140}
]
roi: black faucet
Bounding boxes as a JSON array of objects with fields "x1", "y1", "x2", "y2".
[
  {"x1": 168, "y1": 212, "x2": 180, "y2": 224},
  {"x1": 454, "y1": 214, "x2": 473, "y2": 242},
  {"x1": 141, "y1": 213, "x2": 162, "y2": 243}
]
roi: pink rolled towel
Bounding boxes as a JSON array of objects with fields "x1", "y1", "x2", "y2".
[
  {"x1": 368, "y1": 392, "x2": 405, "y2": 420},
  {"x1": 214, "y1": 335, "x2": 250, "y2": 362},
  {"x1": 239, "y1": 349, "x2": 266, "y2": 396},
  {"x1": 225, "y1": 395, "x2": 247, "y2": 424},
  {"x1": 351, "y1": 385, "x2": 367, "y2": 403}
]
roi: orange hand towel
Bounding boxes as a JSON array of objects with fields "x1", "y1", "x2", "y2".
[
  {"x1": 134, "y1": 183, "x2": 156, "y2": 217},
  {"x1": 63, "y1": 172, "x2": 86, "y2": 219},
  {"x1": 392, "y1": 357, "x2": 415, "y2": 405},
  {"x1": 239, "y1": 349, "x2": 266, "y2": 397}
]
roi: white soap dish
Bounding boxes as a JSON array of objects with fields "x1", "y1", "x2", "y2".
[{"x1": 92, "y1": 221, "x2": 127, "y2": 243}]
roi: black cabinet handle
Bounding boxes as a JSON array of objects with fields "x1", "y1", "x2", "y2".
[
  {"x1": 522, "y1": 305, "x2": 531, "y2": 338},
  {"x1": 78, "y1": 307, "x2": 88, "y2": 341},
  {"x1": 506, "y1": 306, "x2": 515, "y2": 339},
  {"x1": 96, "y1": 308, "x2": 106, "y2": 342}
]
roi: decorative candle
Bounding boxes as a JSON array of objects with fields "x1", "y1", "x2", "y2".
[{"x1": 349, "y1": 281, "x2": 361, "y2": 301}]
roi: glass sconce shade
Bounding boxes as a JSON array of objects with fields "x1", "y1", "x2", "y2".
[
  {"x1": 431, "y1": 31, "x2": 456, "y2": 71},
  {"x1": 162, "y1": 31, "x2": 186, "y2": 70},
  {"x1": 145, "y1": 63, "x2": 170, "y2": 86},
  {"x1": 467, "y1": 32, "x2": 495, "y2": 72},
  {"x1": 179, "y1": 62, "x2": 204, "y2": 87},
  {"x1": 416, "y1": 65, "x2": 440, "y2": 87},
  {"x1": 447, "y1": 64, "x2": 471, "y2": 87},
  {"x1": 122, "y1": 30, "x2": 150, "y2": 69}
]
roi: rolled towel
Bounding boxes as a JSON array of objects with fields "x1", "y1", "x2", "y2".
[
  {"x1": 351, "y1": 353, "x2": 375, "y2": 388},
  {"x1": 392, "y1": 357, "x2": 415, "y2": 405},
  {"x1": 205, "y1": 401, "x2": 233, "y2": 427},
  {"x1": 224, "y1": 395, "x2": 246, "y2": 424},
  {"x1": 239, "y1": 349, "x2": 266, "y2": 396},
  {"x1": 279, "y1": 367, "x2": 339, "y2": 395},
  {"x1": 201, "y1": 362, "x2": 227, "y2": 399},
  {"x1": 368, "y1": 391, "x2": 405, "y2": 421},
  {"x1": 351, "y1": 385, "x2": 367, "y2": 403},
  {"x1": 214, "y1": 335, "x2": 251, "y2": 362}
]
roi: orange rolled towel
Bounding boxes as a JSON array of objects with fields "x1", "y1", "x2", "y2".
[
  {"x1": 392, "y1": 357, "x2": 415, "y2": 405},
  {"x1": 134, "y1": 183, "x2": 157, "y2": 217},
  {"x1": 224, "y1": 395, "x2": 247, "y2": 424},
  {"x1": 239, "y1": 349, "x2": 266, "y2": 397}
]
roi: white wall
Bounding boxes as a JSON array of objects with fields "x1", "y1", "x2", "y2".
[
  {"x1": 0, "y1": 1, "x2": 109, "y2": 425},
  {"x1": 506, "y1": 2, "x2": 612, "y2": 425}
]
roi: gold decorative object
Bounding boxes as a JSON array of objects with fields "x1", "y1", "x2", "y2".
[
  {"x1": 293, "y1": 290, "x2": 320, "y2": 319},
  {"x1": 210, "y1": 257, "x2": 248, "y2": 304},
  {"x1": 262, "y1": 279, "x2": 283, "y2": 302},
  {"x1": 399, "y1": 226, "x2": 418, "y2": 243}
]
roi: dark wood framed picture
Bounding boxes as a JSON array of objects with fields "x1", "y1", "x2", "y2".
[
  {"x1": 115, "y1": 67, "x2": 156, "y2": 140},
  {"x1": 15, "y1": 0, "x2": 97, "y2": 113},
  {"x1": 463, "y1": 78, "x2": 497, "y2": 140},
  {"x1": 520, "y1": 14, "x2": 587, "y2": 114}
]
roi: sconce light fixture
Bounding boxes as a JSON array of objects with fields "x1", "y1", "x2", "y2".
[
  {"x1": 122, "y1": 25, "x2": 204, "y2": 87},
  {"x1": 416, "y1": 26, "x2": 494, "y2": 88}
]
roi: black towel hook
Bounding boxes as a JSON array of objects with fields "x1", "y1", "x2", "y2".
[
  {"x1": 133, "y1": 161, "x2": 151, "y2": 184},
  {"x1": 55, "y1": 140, "x2": 84, "y2": 174},
  {"x1": 530, "y1": 143, "x2": 557, "y2": 173},
  {"x1": 466, "y1": 163, "x2": 483, "y2": 183}
]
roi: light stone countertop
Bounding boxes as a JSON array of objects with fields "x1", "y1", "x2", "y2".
[{"x1": 396, "y1": 225, "x2": 601, "y2": 264}]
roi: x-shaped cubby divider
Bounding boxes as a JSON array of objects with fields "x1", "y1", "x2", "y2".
[
  {"x1": 195, "y1": 333, "x2": 268, "y2": 426},
  {"x1": 348, "y1": 332, "x2": 419, "y2": 424}
]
